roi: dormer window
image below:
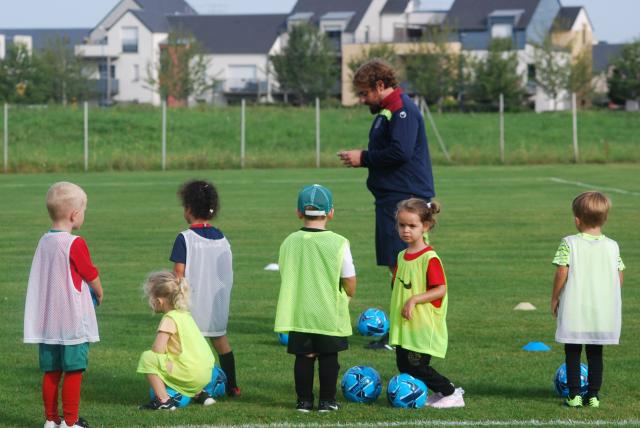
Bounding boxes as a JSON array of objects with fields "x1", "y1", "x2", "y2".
[
  {"x1": 491, "y1": 23, "x2": 513, "y2": 39},
  {"x1": 287, "y1": 12, "x2": 313, "y2": 30},
  {"x1": 488, "y1": 9, "x2": 522, "y2": 40}
]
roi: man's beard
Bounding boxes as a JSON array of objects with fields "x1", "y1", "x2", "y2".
[{"x1": 369, "y1": 104, "x2": 381, "y2": 114}]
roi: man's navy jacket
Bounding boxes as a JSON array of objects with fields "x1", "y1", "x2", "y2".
[{"x1": 361, "y1": 88, "x2": 435, "y2": 205}]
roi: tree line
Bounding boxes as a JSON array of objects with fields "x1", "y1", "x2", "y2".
[
  {"x1": 1, "y1": 27, "x2": 638, "y2": 109},
  {"x1": 271, "y1": 23, "x2": 640, "y2": 111},
  {"x1": 0, "y1": 37, "x2": 91, "y2": 104}
]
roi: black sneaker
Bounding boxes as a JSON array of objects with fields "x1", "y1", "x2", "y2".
[
  {"x1": 138, "y1": 396, "x2": 179, "y2": 411},
  {"x1": 296, "y1": 400, "x2": 313, "y2": 412},
  {"x1": 318, "y1": 400, "x2": 340, "y2": 412},
  {"x1": 193, "y1": 390, "x2": 216, "y2": 406}
]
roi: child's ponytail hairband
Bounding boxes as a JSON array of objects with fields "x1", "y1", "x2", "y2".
[
  {"x1": 209, "y1": 208, "x2": 214, "y2": 214},
  {"x1": 426, "y1": 202, "x2": 432, "y2": 209}
]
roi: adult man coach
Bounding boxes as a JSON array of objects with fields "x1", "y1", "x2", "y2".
[{"x1": 338, "y1": 59, "x2": 435, "y2": 349}]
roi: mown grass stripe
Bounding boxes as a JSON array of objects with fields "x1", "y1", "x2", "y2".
[{"x1": 549, "y1": 177, "x2": 640, "y2": 196}]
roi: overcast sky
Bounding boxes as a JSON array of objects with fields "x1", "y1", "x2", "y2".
[{"x1": 0, "y1": 0, "x2": 638, "y2": 44}]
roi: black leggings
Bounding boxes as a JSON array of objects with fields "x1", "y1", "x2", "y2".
[
  {"x1": 294, "y1": 353, "x2": 339, "y2": 402},
  {"x1": 565, "y1": 344, "x2": 603, "y2": 398},
  {"x1": 396, "y1": 346, "x2": 455, "y2": 396}
]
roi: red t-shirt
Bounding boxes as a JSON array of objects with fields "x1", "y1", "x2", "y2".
[
  {"x1": 69, "y1": 237, "x2": 99, "y2": 292},
  {"x1": 392, "y1": 246, "x2": 446, "y2": 308}
]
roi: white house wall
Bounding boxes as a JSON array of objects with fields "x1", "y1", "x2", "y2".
[
  {"x1": 380, "y1": 14, "x2": 405, "y2": 42},
  {"x1": 198, "y1": 53, "x2": 271, "y2": 103},
  {"x1": 107, "y1": 11, "x2": 163, "y2": 104},
  {"x1": 353, "y1": 0, "x2": 386, "y2": 43}
]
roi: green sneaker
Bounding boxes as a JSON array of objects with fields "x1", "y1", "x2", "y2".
[
  {"x1": 587, "y1": 396, "x2": 600, "y2": 408},
  {"x1": 565, "y1": 395, "x2": 583, "y2": 407}
]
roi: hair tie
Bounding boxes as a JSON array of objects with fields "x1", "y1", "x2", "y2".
[
  {"x1": 426, "y1": 202, "x2": 432, "y2": 209},
  {"x1": 209, "y1": 208, "x2": 214, "y2": 214}
]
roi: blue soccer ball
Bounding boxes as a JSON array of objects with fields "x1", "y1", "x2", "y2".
[
  {"x1": 387, "y1": 373, "x2": 428, "y2": 408},
  {"x1": 341, "y1": 366, "x2": 382, "y2": 403},
  {"x1": 554, "y1": 363, "x2": 589, "y2": 397},
  {"x1": 278, "y1": 332, "x2": 289, "y2": 346},
  {"x1": 204, "y1": 366, "x2": 227, "y2": 398},
  {"x1": 150, "y1": 385, "x2": 191, "y2": 408},
  {"x1": 357, "y1": 308, "x2": 389, "y2": 337}
]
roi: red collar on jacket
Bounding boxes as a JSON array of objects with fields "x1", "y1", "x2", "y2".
[{"x1": 380, "y1": 87, "x2": 404, "y2": 113}]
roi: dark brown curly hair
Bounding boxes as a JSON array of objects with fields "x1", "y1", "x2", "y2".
[
  {"x1": 353, "y1": 58, "x2": 399, "y2": 90},
  {"x1": 178, "y1": 179, "x2": 220, "y2": 220}
]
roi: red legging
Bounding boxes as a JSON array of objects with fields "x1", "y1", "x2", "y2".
[{"x1": 43, "y1": 371, "x2": 83, "y2": 425}]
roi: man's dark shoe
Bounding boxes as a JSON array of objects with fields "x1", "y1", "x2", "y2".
[
  {"x1": 296, "y1": 400, "x2": 313, "y2": 412},
  {"x1": 318, "y1": 400, "x2": 341, "y2": 412}
]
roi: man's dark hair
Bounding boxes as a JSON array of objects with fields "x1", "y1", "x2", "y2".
[{"x1": 353, "y1": 58, "x2": 399, "y2": 90}]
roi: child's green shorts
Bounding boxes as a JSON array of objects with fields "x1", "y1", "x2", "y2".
[{"x1": 39, "y1": 343, "x2": 89, "y2": 372}]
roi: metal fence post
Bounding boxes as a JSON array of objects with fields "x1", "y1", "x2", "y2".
[
  {"x1": 240, "y1": 99, "x2": 246, "y2": 169},
  {"x1": 315, "y1": 97, "x2": 320, "y2": 168},
  {"x1": 162, "y1": 100, "x2": 167, "y2": 171},
  {"x1": 499, "y1": 93, "x2": 505, "y2": 163},
  {"x1": 572, "y1": 92, "x2": 579, "y2": 163},
  {"x1": 84, "y1": 102, "x2": 89, "y2": 172},
  {"x1": 422, "y1": 98, "x2": 451, "y2": 162},
  {"x1": 3, "y1": 103, "x2": 7, "y2": 173}
]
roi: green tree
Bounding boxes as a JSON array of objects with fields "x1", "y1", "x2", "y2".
[
  {"x1": 0, "y1": 43, "x2": 48, "y2": 103},
  {"x1": 270, "y1": 23, "x2": 339, "y2": 105},
  {"x1": 348, "y1": 44, "x2": 398, "y2": 77},
  {"x1": 608, "y1": 40, "x2": 640, "y2": 104},
  {"x1": 38, "y1": 36, "x2": 91, "y2": 104},
  {"x1": 405, "y1": 26, "x2": 459, "y2": 112},
  {"x1": 147, "y1": 30, "x2": 212, "y2": 105},
  {"x1": 532, "y1": 34, "x2": 571, "y2": 110},
  {"x1": 468, "y1": 38, "x2": 523, "y2": 109},
  {"x1": 568, "y1": 47, "x2": 593, "y2": 105}
]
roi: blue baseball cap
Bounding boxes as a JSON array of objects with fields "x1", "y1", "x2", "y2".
[{"x1": 297, "y1": 184, "x2": 333, "y2": 216}]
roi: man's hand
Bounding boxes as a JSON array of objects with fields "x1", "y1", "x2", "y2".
[{"x1": 337, "y1": 150, "x2": 363, "y2": 167}]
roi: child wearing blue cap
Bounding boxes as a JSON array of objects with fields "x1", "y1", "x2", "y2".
[{"x1": 275, "y1": 184, "x2": 357, "y2": 413}]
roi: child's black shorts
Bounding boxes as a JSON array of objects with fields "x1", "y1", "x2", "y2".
[{"x1": 287, "y1": 332, "x2": 348, "y2": 355}]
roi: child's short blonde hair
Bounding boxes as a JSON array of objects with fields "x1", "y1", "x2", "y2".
[
  {"x1": 143, "y1": 271, "x2": 190, "y2": 311},
  {"x1": 572, "y1": 191, "x2": 611, "y2": 228},
  {"x1": 46, "y1": 182, "x2": 87, "y2": 221}
]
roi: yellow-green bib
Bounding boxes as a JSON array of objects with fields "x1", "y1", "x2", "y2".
[
  {"x1": 275, "y1": 230, "x2": 352, "y2": 336},
  {"x1": 389, "y1": 249, "x2": 448, "y2": 358}
]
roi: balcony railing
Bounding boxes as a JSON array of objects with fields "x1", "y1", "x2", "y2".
[
  {"x1": 92, "y1": 78, "x2": 119, "y2": 96},
  {"x1": 75, "y1": 44, "x2": 120, "y2": 58},
  {"x1": 225, "y1": 79, "x2": 269, "y2": 94}
]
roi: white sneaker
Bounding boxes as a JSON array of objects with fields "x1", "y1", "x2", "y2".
[
  {"x1": 202, "y1": 396, "x2": 216, "y2": 406},
  {"x1": 60, "y1": 417, "x2": 90, "y2": 428},
  {"x1": 43, "y1": 421, "x2": 60, "y2": 428},
  {"x1": 426, "y1": 392, "x2": 444, "y2": 407},
  {"x1": 431, "y1": 387, "x2": 465, "y2": 409}
]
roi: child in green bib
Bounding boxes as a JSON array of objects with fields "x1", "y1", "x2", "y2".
[
  {"x1": 389, "y1": 198, "x2": 465, "y2": 408},
  {"x1": 275, "y1": 184, "x2": 357, "y2": 412},
  {"x1": 137, "y1": 271, "x2": 215, "y2": 410},
  {"x1": 551, "y1": 191, "x2": 624, "y2": 408}
]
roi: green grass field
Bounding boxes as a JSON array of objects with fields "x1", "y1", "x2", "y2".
[
  {"x1": 2, "y1": 105, "x2": 640, "y2": 172},
  {"x1": 1, "y1": 165, "x2": 638, "y2": 427}
]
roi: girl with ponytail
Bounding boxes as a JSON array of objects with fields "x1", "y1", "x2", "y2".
[{"x1": 137, "y1": 271, "x2": 215, "y2": 410}]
